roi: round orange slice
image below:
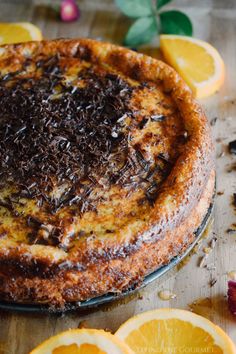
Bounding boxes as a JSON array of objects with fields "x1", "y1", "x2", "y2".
[
  {"x1": 0, "y1": 22, "x2": 42, "y2": 45},
  {"x1": 160, "y1": 34, "x2": 225, "y2": 98},
  {"x1": 115, "y1": 308, "x2": 236, "y2": 353},
  {"x1": 30, "y1": 328, "x2": 134, "y2": 354}
]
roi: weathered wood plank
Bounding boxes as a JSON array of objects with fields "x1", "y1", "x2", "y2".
[{"x1": 0, "y1": 1, "x2": 236, "y2": 353}]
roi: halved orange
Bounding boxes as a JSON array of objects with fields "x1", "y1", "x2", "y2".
[
  {"x1": 115, "y1": 308, "x2": 236, "y2": 353},
  {"x1": 30, "y1": 328, "x2": 134, "y2": 354},
  {"x1": 160, "y1": 34, "x2": 225, "y2": 98},
  {"x1": 0, "y1": 22, "x2": 42, "y2": 45}
]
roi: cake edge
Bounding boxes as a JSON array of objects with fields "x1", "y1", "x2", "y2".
[{"x1": 0, "y1": 169, "x2": 215, "y2": 307}]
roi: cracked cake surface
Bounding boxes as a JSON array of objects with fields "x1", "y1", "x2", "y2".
[{"x1": 0, "y1": 39, "x2": 214, "y2": 308}]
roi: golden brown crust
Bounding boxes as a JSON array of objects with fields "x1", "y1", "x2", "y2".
[{"x1": 0, "y1": 39, "x2": 214, "y2": 307}]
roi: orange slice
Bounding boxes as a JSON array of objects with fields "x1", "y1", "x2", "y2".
[
  {"x1": 0, "y1": 22, "x2": 42, "y2": 45},
  {"x1": 160, "y1": 34, "x2": 225, "y2": 98},
  {"x1": 116, "y1": 308, "x2": 236, "y2": 353},
  {"x1": 30, "y1": 328, "x2": 134, "y2": 354}
]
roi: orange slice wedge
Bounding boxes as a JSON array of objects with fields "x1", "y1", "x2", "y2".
[
  {"x1": 116, "y1": 308, "x2": 236, "y2": 353},
  {"x1": 0, "y1": 22, "x2": 42, "y2": 45},
  {"x1": 160, "y1": 34, "x2": 225, "y2": 98},
  {"x1": 30, "y1": 328, "x2": 134, "y2": 354}
]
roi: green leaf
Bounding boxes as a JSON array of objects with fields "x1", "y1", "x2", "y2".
[
  {"x1": 124, "y1": 16, "x2": 158, "y2": 47},
  {"x1": 157, "y1": 0, "x2": 172, "y2": 9},
  {"x1": 51, "y1": 4, "x2": 60, "y2": 14},
  {"x1": 160, "y1": 10, "x2": 193, "y2": 36},
  {"x1": 116, "y1": 0, "x2": 153, "y2": 18}
]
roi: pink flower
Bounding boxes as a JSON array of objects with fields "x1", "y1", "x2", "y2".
[
  {"x1": 60, "y1": 0, "x2": 80, "y2": 22},
  {"x1": 228, "y1": 281, "x2": 236, "y2": 316}
]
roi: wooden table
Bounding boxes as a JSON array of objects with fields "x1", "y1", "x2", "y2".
[{"x1": 0, "y1": 0, "x2": 236, "y2": 353}]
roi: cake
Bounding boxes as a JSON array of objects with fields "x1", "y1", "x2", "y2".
[{"x1": 0, "y1": 39, "x2": 214, "y2": 308}]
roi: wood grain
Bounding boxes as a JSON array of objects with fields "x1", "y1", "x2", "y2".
[{"x1": 0, "y1": 1, "x2": 236, "y2": 353}]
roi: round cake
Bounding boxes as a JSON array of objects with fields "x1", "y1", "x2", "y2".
[{"x1": 0, "y1": 39, "x2": 214, "y2": 308}]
